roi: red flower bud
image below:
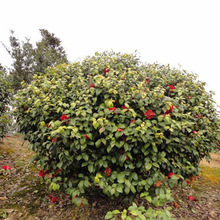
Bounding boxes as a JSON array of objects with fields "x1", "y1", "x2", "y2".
[
  {"x1": 104, "y1": 68, "x2": 110, "y2": 73},
  {"x1": 50, "y1": 196, "x2": 59, "y2": 203},
  {"x1": 117, "y1": 128, "x2": 123, "y2": 132},
  {"x1": 109, "y1": 107, "x2": 117, "y2": 112},
  {"x1": 168, "y1": 172, "x2": 176, "y2": 178},
  {"x1": 122, "y1": 106, "x2": 129, "y2": 112},
  {"x1": 60, "y1": 114, "x2": 69, "y2": 121},
  {"x1": 2, "y1": 165, "x2": 11, "y2": 170},
  {"x1": 130, "y1": 119, "x2": 135, "y2": 124},
  {"x1": 126, "y1": 154, "x2": 130, "y2": 160},
  {"x1": 89, "y1": 83, "x2": 94, "y2": 89},
  {"x1": 188, "y1": 195, "x2": 195, "y2": 201},
  {"x1": 52, "y1": 137, "x2": 57, "y2": 143},
  {"x1": 85, "y1": 134, "x2": 90, "y2": 140},
  {"x1": 169, "y1": 85, "x2": 175, "y2": 92}
]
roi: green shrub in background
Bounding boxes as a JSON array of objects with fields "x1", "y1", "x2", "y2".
[
  {"x1": 14, "y1": 51, "x2": 220, "y2": 206},
  {"x1": 0, "y1": 69, "x2": 11, "y2": 139}
]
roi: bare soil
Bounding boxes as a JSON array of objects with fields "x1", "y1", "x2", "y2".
[{"x1": 0, "y1": 135, "x2": 220, "y2": 220}]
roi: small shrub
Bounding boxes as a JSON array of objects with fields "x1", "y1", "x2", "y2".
[
  {"x1": 14, "y1": 51, "x2": 220, "y2": 205},
  {"x1": 0, "y1": 70, "x2": 11, "y2": 139}
]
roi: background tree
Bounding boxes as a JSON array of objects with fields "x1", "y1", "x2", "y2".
[
  {"x1": 1, "y1": 29, "x2": 68, "y2": 92},
  {"x1": 34, "y1": 29, "x2": 68, "y2": 74}
]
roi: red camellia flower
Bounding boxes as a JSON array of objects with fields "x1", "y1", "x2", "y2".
[
  {"x1": 165, "y1": 105, "x2": 174, "y2": 115},
  {"x1": 168, "y1": 172, "x2": 176, "y2": 178},
  {"x1": 144, "y1": 110, "x2": 155, "y2": 119},
  {"x1": 56, "y1": 169, "x2": 61, "y2": 173},
  {"x1": 122, "y1": 106, "x2": 129, "y2": 112},
  {"x1": 46, "y1": 124, "x2": 50, "y2": 128},
  {"x1": 89, "y1": 83, "x2": 94, "y2": 89},
  {"x1": 104, "y1": 68, "x2": 110, "y2": 73},
  {"x1": 104, "y1": 166, "x2": 112, "y2": 176},
  {"x1": 38, "y1": 170, "x2": 45, "y2": 177},
  {"x1": 48, "y1": 195, "x2": 59, "y2": 203},
  {"x1": 52, "y1": 169, "x2": 62, "y2": 178},
  {"x1": 5, "y1": 106, "x2": 8, "y2": 109},
  {"x1": 187, "y1": 96, "x2": 191, "y2": 99},
  {"x1": 126, "y1": 154, "x2": 130, "y2": 160},
  {"x1": 117, "y1": 128, "x2": 123, "y2": 132},
  {"x1": 52, "y1": 137, "x2": 57, "y2": 143},
  {"x1": 188, "y1": 195, "x2": 195, "y2": 201},
  {"x1": 6, "y1": 135, "x2": 10, "y2": 137},
  {"x1": 169, "y1": 85, "x2": 175, "y2": 93},
  {"x1": 2, "y1": 165, "x2": 11, "y2": 170},
  {"x1": 60, "y1": 114, "x2": 69, "y2": 121},
  {"x1": 186, "y1": 180, "x2": 190, "y2": 185},
  {"x1": 85, "y1": 134, "x2": 90, "y2": 140},
  {"x1": 39, "y1": 169, "x2": 49, "y2": 177},
  {"x1": 169, "y1": 85, "x2": 175, "y2": 92}
]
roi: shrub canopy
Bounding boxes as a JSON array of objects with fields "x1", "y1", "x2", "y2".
[{"x1": 15, "y1": 52, "x2": 220, "y2": 205}]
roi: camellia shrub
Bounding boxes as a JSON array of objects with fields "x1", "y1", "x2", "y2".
[
  {"x1": 14, "y1": 51, "x2": 220, "y2": 206},
  {"x1": 0, "y1": 70, "x2": 11, "y2": 139}
]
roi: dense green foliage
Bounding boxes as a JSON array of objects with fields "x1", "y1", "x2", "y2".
[
  {"x1": 14, "y1": 52, "x2": 220, "y2": 206},
  {"x1": 0, "y1": 66, "x2": 11, "y2": 138}
]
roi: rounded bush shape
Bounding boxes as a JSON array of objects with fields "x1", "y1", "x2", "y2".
[{"x1": 15, "y1": 52, "x2": 220, "y2": 203}]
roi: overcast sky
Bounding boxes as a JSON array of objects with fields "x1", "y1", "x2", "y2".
[{"x1": 1, "y1": 0, "x2": 220, "y2": 109}]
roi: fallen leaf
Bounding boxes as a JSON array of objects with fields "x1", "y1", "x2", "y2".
[
  {"x1": 0, "y1": 196, "x2": 8, "y2": 201},
  {"x1": 154, "y1": 180, "x2": 162, "y2": 187},
  {"x1": 172, "y1": 201, "x2": 179, "y2": 208}
]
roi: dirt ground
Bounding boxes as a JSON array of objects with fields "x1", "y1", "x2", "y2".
[{"x1": 0, "y1": 135, "x2": 220, "y2": 220}]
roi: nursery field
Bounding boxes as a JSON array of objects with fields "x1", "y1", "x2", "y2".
[{"x1": 0, "y1": 135, "x2": 219, "y2": 220}]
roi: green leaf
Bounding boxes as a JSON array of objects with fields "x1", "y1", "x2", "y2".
[
  {"x1": 93, "y1": 119, "x2": 99, "y2": 129},
  {"x1": 105, "y1": 212, "x2": 113, "y2": 219},
  {"x1": 99, "y1": 127, "x2": 105, "y2": 134},
  {"x1": 130, "y1": 184, "x2": 136, "y2": 193},
  {"x1": 112, "y1": 210, "x2": 120, "y2": 215},
  {"x1": 131, "y1": 172, "x2": 138, "y2": 180},
  {"x1": 117, "y1": 173, "x2": 125, "y2": 183},
  {"x1": 121, "y1": 209, "x2": 127, "y2": 220},
  {"x1": 124, "y1": 186, "x2": 130, "y2": 194},
  {"x1": 110, "y1": 187, "x2": 116, "y2": 195},
  {"x1": 145, "y1": 163, "x2": 152, "y2": 171},
  {"x1": 116, "y1": 184, "x2": 123, "y2": 193},
  {"x1": 82, "y1": 154, "x2": 89, "y2": 161},
  {"x1": 88, "y1": 164, "x2": 94, "y2": 173},
  {"x1": 78, "y1": 180, "x2": 84, "y2": 189}
]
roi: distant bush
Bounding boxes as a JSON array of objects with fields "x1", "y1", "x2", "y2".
[
  {"x1": 0, "y1": 70, "x2": 11, "y2": 139},
  {"x1": 14, "y1": 51, "x2": 220, "y2": 206}
]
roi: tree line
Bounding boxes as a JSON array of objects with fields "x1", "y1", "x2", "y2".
[{"x1": 1, "y1": 29, "x2": 68, "y2": 92}]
